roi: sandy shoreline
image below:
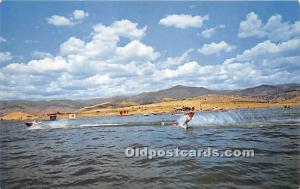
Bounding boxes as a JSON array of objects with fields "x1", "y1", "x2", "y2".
[{"x1": 1, "y1": 95, "x2": 299, "y2": 121}]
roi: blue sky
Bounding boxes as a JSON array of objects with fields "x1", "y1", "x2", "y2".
[{"x1": 0, "y1": 1, "x2": 299, "y2": 99}]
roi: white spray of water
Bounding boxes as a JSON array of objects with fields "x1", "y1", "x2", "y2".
[
  {"x1": 28, "y1": 119, "x2": 72, "y2": 130},
  {"x1": 28, "y1": 119, "x2": 124, "y2": 130},
  {"x1": 177, "y1": 115, "x2": 189, "y2": 126},
  {"x1": 179, "y1": 109, "x2": 269, "y2": 127}
]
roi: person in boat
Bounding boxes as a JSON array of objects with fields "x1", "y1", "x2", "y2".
[{"x1": 183, "y1": 107, "x2": 195, "y2": 128}]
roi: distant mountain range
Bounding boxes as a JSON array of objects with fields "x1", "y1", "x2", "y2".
[
  {"x1": 0, "y1": 83, "x2": 299, "y2": 116},
  {"x1": 124, "y1": 83, "x2": 300, "y2": 103},
  {"x1": 128, "y1": 85, "x2": 213, "y2": 104},
  {"x1": 226, "y1": 83, "x2": 300, "y2": 99}
]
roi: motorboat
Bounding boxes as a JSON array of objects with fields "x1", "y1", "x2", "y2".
[{"x1": 25, "y1": 120, "x2": 41, "y2": 127}]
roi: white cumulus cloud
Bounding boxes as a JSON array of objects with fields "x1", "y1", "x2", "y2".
[
  {"x1": 4, "y1": 56, "x2": 67, "y2": 74},
  {"x1": 110, "y1": 19, "x2": 147, "y2": 40},
  {"x1": 60, "y1": 37, "x2": 86, "y2": 55},
  {"x1": 0, "y1": 18, "x2": 299, "y2": 99},
  {"x1": 47, "y1": 10, "x2": 88, "y2": 26},
  {"x1": 73, "y1": 9, "x2": 88, "y2": 20},
  {"x1": 0, "y1": 19, "x2": 157, "y2": 99},
  {"x1": 0, "y1": 52, "x2": 12, "y2": 63},
  {"x1": 239, "y1": 12, "x2": 300, "y2": 41},
  {"x1": 201, "y1": 28, "x2": 216, "y2": 38},
  {"x1": 198, "y1": 41, "x2": 235, "y2": 55},
  {"x1": 160, "y1": 49, "x2": 193, "y2": 69},
  {"x1": 47, "y1": 15, "x2": 74, "y2": 26},
  {"x1": 159, "y1": 14, "x2": 209, "y2": 29},
  {"x1": 201, "y1": 24, "x2": 225, "y2": 38},
  {"x1": 235, "y1": 38, "x2": 300, "y2": 62},
  {"x1": 162, "y1": 61, "x2": 201, "y2": 79},
  {"x1": 116, "y1": 40, "x2": 159, "y2": 61}
]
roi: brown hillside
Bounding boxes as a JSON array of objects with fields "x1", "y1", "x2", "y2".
[{"x1": 1, "y1": 111, "x2": 32, "y2": 120}]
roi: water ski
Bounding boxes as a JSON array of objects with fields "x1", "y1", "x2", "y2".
[{"x1": 179, "y1": 123, "x2": 192, "y2": 130}]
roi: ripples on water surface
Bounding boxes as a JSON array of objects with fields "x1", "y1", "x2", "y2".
[{"x1": 1, "y1": 107, "x2": 299, "y2": 188}]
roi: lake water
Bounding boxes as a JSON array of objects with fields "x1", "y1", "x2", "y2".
[{"x1": 1, "y1": 107, "x2": 299, "y2": 189}]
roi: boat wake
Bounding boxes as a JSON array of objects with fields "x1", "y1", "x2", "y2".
[
  {"x1": 27, "y1": 120, "x2": 163, "y2": 130},
  {"x1": 27, "y1": 120, "x2": 124, "y2": 130}
]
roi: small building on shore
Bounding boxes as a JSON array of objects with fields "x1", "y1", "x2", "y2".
[
  {"x1": 47, "y1": 112, "x2": 77, "y2": 120},
  {"x1": 47, "y1": 112, "x2": 62, "y2": 121},
  {"x1": 48, "y1": 114, "x2": 57, "y2": 121},
  {"x1": 68, "y1": 113, "x2": 76, "y2": 120}
]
